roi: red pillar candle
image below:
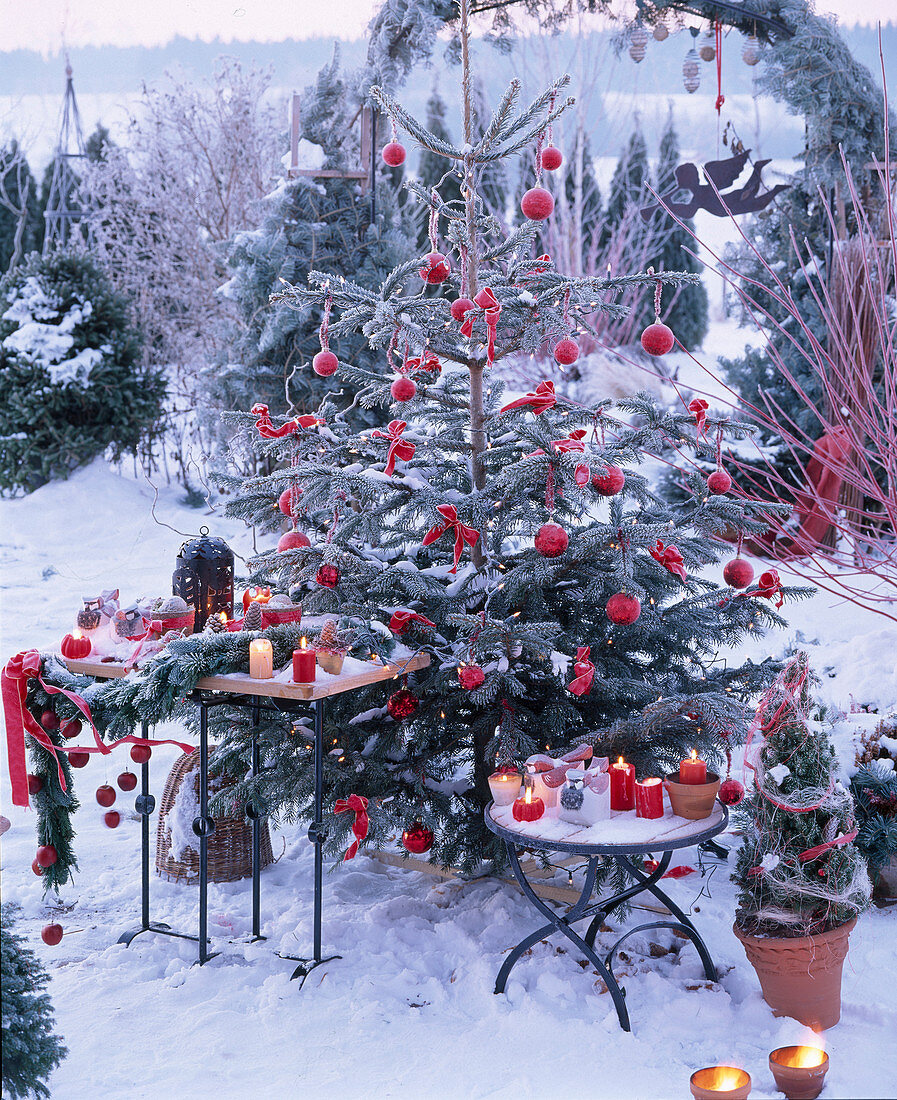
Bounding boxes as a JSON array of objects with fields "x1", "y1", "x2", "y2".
[
  {"x1": 635, "y1": 777, "x2": 664, "y2": 819},
  {"x1": 610, "y1": 757, "x2": 636, "y2": 811},
  {"x1": 292, "y1": 637, "x2": 316, "y2": 683},
  {"x1": 512, "y1": 785, "x2": 545, "y2": 822},
  {"x1": 679, "y1": 749, "x2": 708, "y2": 784}
]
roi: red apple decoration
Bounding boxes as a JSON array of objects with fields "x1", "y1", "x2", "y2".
[
  {"x1": 68, "y1": 751, "x2": 89, "y2": 768},
  {"x1": 27, "y1": 774, "x2": 43, "y2": 795},
  {"x1": 60, "y1": 719, "x2": 82, "y2": 739},
  {"x1": 96, "y1": 784, "x2": 116, "y2": 808},
  {"x1": 41, "y1": 923, "x2": 64, "y2": 946},
  {"x1": 117, "y1": 770, "x2": 138, "y2": 792},
  {"x1": 39, "y1": 711, "x2": 59, "y2": 731},
  {"x1": 130, "y1": 744, "x2": 152, "y2": 765},
  {"x1": 35, "y1": 845, "x2": 58, "y2": 868},
  {"x1": 104, "y1": 810, "x2": 121, "y2": 829}
]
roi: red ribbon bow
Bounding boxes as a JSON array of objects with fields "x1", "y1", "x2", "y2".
[
  {"x1": 421, "y1": 504, "x2": 480, "y2": 574},
  {"x1": 754, "y1": 569, "x2": 784, "y2": 608},
  {"x1": 649, "y1": 540, "x2": 687, "y2": 582},
  {"x1": 688, "y1": 398, "x2": 709, "y2": 436},
  {"x1": 405, "y1": 350, "x2": 442, "y2": 375},
  {"x1": 371, "y1": 420, "x2": 416, "y2": 476},
  {"x1": 551, "y1": 429, "x2": 587, "y2": 453},
  {"x1": 460, "y1": 287, "x2": 502, "y2": 365},
  {"x1": 500, "y1": 380, "x2": 557, "y2": 417},
  {"x1": 250, "y1": 403, "x2": 324, "y2": 438},
  {"x1": 334, "y1": 794, "x2": 369, "y2": 860},
  {"x1": 389, "y1": 610, "x2": 436, "y2": 636},
  {"x1": 567, "y1": 646, "x2": 595, "y2": 697}
]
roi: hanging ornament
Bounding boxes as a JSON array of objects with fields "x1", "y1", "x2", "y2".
[
  {"x1": 699, "y1": 27, "x2": 716, "y2": 62},
  {"x1": 130, "y1": 744, "x2": 152, "y2": 765},
  {"x1": 520, "y1": 187, "x2": 555, "y2": 221},
  {"x1": 641, "y1": 322, "x2": 675, "y2": 355},
  {"x1": 31, "y1": 859, "x2": 42, "y2": 876},
  {"x1": 459, "y1": 664, "x2": 485, "y2": 691},
  {"x1": 277, "y1": 530, "x2": 311, "y2": 552},
  {"x1": 723, "y1": 557, "x2": 755, "y2": 589},
  {"x1": 68, "y1": 751, "x2": 89, "y2": 769},
  {"x1": 35, "y1": 845, "x2": 58, "y2": 868},
  {"x1": 683, "y1": 31, "x2": 701, "y2": 93},
  {"x1": 535, "y1": 522, "x2": 568, "y2": 558},
  {"x1": 40, "y1": 710, "x2": 59, "y2": 731},
  {"x1": 653, "y1": 19, "x2": 669, "y2": 41},
  {"x1": 689, "y1": 397, "x2": 710, "y2": 436},
  {"x1": 117, "y1": 770, "x2": 138, "y2": 792},
  {"x1": 391, "y1": 376, "x2": 417, "y2": 402},
  {"x1": 419, "y1": 252, "x2": 451, "y2": 284},
  {"x1": 450, "y1": 297, "x2": 475, "y2": 322},
  {"x1": 387, "y1": 687, "x2": 419, "y2": 721},
  {"x1": 27, "y1": 774, "x2": 43, "y2": 795},
  {"x1": 592, "y1": 465, "x2": 625, "y2": 496},
  {"x1": 316, "y1": 564, "x2": 341, "y2": 589},
  {"x1": 382, "y1": 141, "x2": 406, "y2": 166},
  {"x1": 401, "y1": 822, "x2": 434, "y2": 854},
  {"x1": 718, "y1": 777, "x2": 745, "y2": 806},
  {"x1": 554, "y1": 338, "x2": 579, "y2": 366},
  {"x1": 313, "y1": 295, "x2": 338, "y2": 376},
  {"x1": 742, "y1": 34, "x2": 761, "y2": 66},
  {"x1": 41, "y1": 924, "x2": 63, "y2": 946},
  {"x1": 540, "y1": 146, "x2": 563, "y2": 171},
  {"x1": 104, "y1": 810, "x2": 121, "y2": 829},
  {"x1": 278, "y1": 486, "x2": 301, "y2": 517},
  {"x1": 629, "y1": 23, "x2": 648, "y2": 63},
  {"x1": 60, "y1": 719, "x2": 81, "y2": 739},
  {"x1": 707, "y1": 468, "x2": 733, "y2": 494},
  {"x1": 95, "y1": 784, "x2": 116, "y2": 808},
  {"x1": 606, "y1": 592, "x2": 641, "y2": 625},
  {"x1": 567, "y1": 646, "x2": 595, "y2": 696}
]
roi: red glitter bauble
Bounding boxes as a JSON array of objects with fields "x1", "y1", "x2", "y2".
[
  {"x1": 391, "y1": 376, "x2": 417, "y2": 402},
  {"x1": 387, "y1": 688, "x2": 420, "y2": 721},
  {"x1": 459, "y1": 664, "x2": 485, "y2": 691},
  {"x1": 41, "y1": 923, "x2": 63, "y2": 946},
  {"x1": 723, "y1": 557, "x2": 754, "y2": 589},
  {"x1": 312, "y1": 350, "x2": 339, "y2": 377},
  {"x1": 534, "y1": 522, "x2": 568, "y2": 558},
  {"x1": 68, "y1": 751, "x2": 89, "y2": 769},
  {"x1": 117, "y1": 770, "x2": 138, "y2": 792},
  {"x1": 96, "y1": 784, "x2": 116, "y2": 808},
  {"x1": 718, "y1": 778, "x2": 745, "y2": 806},
  {"x1": 606, "y1": 592, "x2": 641, "y2": 625},
  {"x1": 31, "y1": 859, "x2": 42, "y2": 876},
  {"x1": 381, "y1": 141, "x2": 406, "y2": 167},
  {"x1": 278, "y1": 486, "x2": 301, "y2": 516},
  {"x1": 35, "y1": 845, "x2": 58, "y2": 868},
  {"x1": 401, "y1": 822, "x2": 434, "y2": 854},
  {"x1": 540, "y1": 146, "x2": 563, "y2": 171},
  {"x1": 592, "y1": 465, "x2": 625, "y2": 496},
  {"x1": 40, "y1": 710, "x2": 59, "y2": 731},
  {"x1": 521, "y1": 187, "x2": 555, "y2": 220},
  {"x1": 27, "y1": 774, "x2": 43, "y2": 795},
  {"x1": 450, "y1": 297, "x2": 475, "y2": 321},
  {"x1": 640, "y1": 322, "x2": 675, "y2": 356},
  {"x1": 707, "y1": 469, "x2": 733, "y2": 494},
  {"x1": 278, "y1": 530, "x2": 311, "y2": 552},
  {"x1": 419, "y1": 252, "x2": 451, "y2": 284},
  {"x1": 130, "y1": 744, "x2": 152, "y2": 765},
  {"x1": 554, "y1": 338, "x2": 579, "y2": 365},
  {"x1": 60, "y1": 719, "x2": 82, "y2": 739},
  {"x1": 316, "y1": 563, "x2": 341, "y2": 589},
  {"x1": 104, "y1": 810, "x2": 121, "y2": 829}
]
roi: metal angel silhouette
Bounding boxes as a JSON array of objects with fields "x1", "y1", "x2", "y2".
[{"x1": 640, "y1": 150, "x2": 788, "y2": 221}]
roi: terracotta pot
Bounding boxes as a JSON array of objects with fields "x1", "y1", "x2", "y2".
[
  {"x1": 316, "y1": 650, "x2": 346, "y2": 675},
  {"x1": 733, "y1": 918, "x2": 856, "y2": 1030},
  {"x1": 664, "y1": 771, "x2": 721, "y2": 819},
  {"x1": 769, "y1": 1047, "x2": 829, "y2": 1100},
  {"x1": 689, "y1": 1066, "x2": 751, "y2": 1100}
]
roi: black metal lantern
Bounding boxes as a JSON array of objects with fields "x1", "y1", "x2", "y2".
[{"x1": 172, "y1": 527, "x2": 234, "y2": 632}]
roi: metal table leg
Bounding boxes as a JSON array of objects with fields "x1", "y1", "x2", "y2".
[
  {"x1": 583, "y1": 853, "x2": 676, "y2": 949},
  {"x1": 248, "y1": 699, "x2": 265, "y2": 943},
  {"x1": 192, "y1": 697, "x2": 219, "y2": 965}
]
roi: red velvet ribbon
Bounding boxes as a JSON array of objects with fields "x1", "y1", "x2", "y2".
[
  {"x1": 552, "y1": 429, "x2": 587, "y2": 453},
  {"x1": 460, "y1": 287, "x2": 502, "y2": 365},
  {"x1": 2, "y1": 650, "x2": 194, "y2": 807},
  {"x1": 371, "y1": 420, "x2": 416, "y2": 476},
  {"x1": 405, "y1": 351, "x2": 441, "y2": 375},
  {"x1": 500, "y1": 380, "x2": 557, "y2": 416},
  {"x1": 567, "y1": 646, "x2": 595, "y2": 697},
  {"x1": 334, "y1": 793, "x2": 369, "y2": 860},
  {"x1": 688, "y1": 397, "x2": 709, "y2": 436},
  {"x1": 644, "y1": 860, "x2": 696, "y2": 879},
  {"x1": 798, "y1": 827, "x2": 858, "y2": 863},
  {"x1": 250, "y1": 403, "x2": 324, "y2": 438},
  {"x1": 389, "y1": 610, "x2": 436, "y2": 635},
  {"x1": 421, "y1": 504, "x2": 479, "y2": 574},
  {"x1": 753, "y1": 568, "x2": 784, "y2": 609},
  {"x1": 649, "y1": 540, "x2": 687, "y2": 582}
]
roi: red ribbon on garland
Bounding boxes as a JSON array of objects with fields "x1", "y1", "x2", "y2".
[
  {"x1": 798, "y1": 827, "x2": 858, "y2": 863},
  {"x1": 371, "y1": 420, "x2": 416, "y2": 476},
  {"x1": 460, "y1": 287, "x2": 502, "y2": 365},
  {"x1": 421, "y1": 505, "x2": 480, "y2": 574},
  {"x1": 567, "y1": 646, "x2": 595, "y2": 697},
  {"x1": 688, "y1": 397, "x2": 709, "y2": 436},
  {"x1": 389, "y1": 610, "x2": 436, "y2": 635},
  {"x1": 334, "y1": 793, "x2": 369, "y2": 860},
  {"x1": 250, "y1": 403, "x2": 325, "y2": 438},
  {"x1": 500, "y1": 380, "x2": 557, "y2": 417},
  {"x1": 649, "y1": 540, "x2": 688, "y2": 582}
]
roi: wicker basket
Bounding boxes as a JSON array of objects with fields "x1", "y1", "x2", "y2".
[{"x1": 155, "y1": 750, "x2": 273, "y2": 884}]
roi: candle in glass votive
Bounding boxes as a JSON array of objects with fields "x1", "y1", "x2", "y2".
[
  {"x1": 635, "y1": 777, "x2": 664, "y2": 819},
  {"x1": 292, "y1": 637, "x2": 316, "y2": 683},
  {"x1": 679, "y1": 749, "x2": 708, "y2": 784},
  {"x1": 610, "y1": 756, "x2": 635, "y2": 811},
  {"x1": 488, "y1": 770, "x2": 522, "y2": 806},
  {"x1": 248, "y1": 639, "x2": 274, "y2": 679}
]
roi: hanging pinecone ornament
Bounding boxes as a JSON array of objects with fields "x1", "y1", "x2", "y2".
[
  {"x1": 459, "y1": 664, "x2": 485, "y2": 690},
  {"x1": 535, "y1": 522, "x2": 568, "y2": 558},
  {"x1": 707, "y1": 468, "x2": 733, "y2": 494},
  {"x1": 401, "y1": 821, "x2": 434, "y2": 854},
  {"x1": 554, "y1": 338, "x2": 579, "y2": 365},
  {"x1": 387, "y1": 687, "x2": 419, "y2": 721},
  {"x1": 592, "y1": 465, "x2": 625, "y2": 496},
  {"x1": 606, "y1": 592, "x2": 641, "y2": 625},
  {"x1": 316, "y1": 563, "x2": 341, "y2": 589},
  {"x1": 723, "y1": 557, "x2": 754, "y2": 589},
  {"x1": 242, "y1": 600, "x2": 264, "y2": 631},
  {"x1": 540, "y1": 146, "x2": 563, "y2": 171},
  {"x1": 520, "y1": 186, "x2": 554, "y2": 221},
  {"x1": 718, "y1": 777, "x2": 745, "y2": 806}
]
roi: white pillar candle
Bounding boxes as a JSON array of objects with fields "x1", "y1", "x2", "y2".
[
  {"x1": 248, "y1": 639, "x2": 274, "y2": 679},
  {"x1": 488, "y1": 771, "x2": 522, "y2": 806}
]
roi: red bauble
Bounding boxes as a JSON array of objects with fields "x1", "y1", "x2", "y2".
[
  {"x1": 32, "y1": 859, "x2": 43, "y2": 876},
  {"x1": 521, "y1": 187, "x2": 555, "y2": 220},
  {"x1": 278, "y1": 529, "x2": 311, "y2": 552},
  {"x1": 61, "y1": 632, "x2": 91, "y2": 659},
  {"x1": 419, "y1": 252, "x2": 451, "y2": 284},
  {"x1": 312, "y1": 349, "x2": 339, "y2": 377},
  {"x1": 640, "y1": 322, "x2": 675, "y2": 356},
  {"x1": 278, "y1": 486, "x2": 301, "y2": 516},
  {"x1": 387, "y1": 688, "x2": 419, "y2": 721},
  {"x1": 540, "y1": 146, "x2": 563, "y2": 171},
  {"x1": 96, "y1": 784, "x2": 116, "y2": 808},
  {"x1": 117, "y1": 770, "x2": 138, "y2": 792},
  {"x1": 316, "y1": 563, "x2": 341, "y2": 589},
  {"x1": 104, "y1": 810, "x2": 121, "y2": 829},
  {"x1": 707, "y1": 469, "x2": 733, "y2": 495},
  {"x1": 592, "y1": 465, "x2": 625, "y2": 496},
  {"x1": 718, "y1": 778, "x2": 745, "y2": 806},
  {"x1": 606, "y1": 592, "x2": 641, "y2": 625},
  {"x1": 27, "y1": 774, "x2": 43, "y2": 795},
  {"x1": 459, "y1": 664, "x2": 485, "y2": 690},
  {"x1": 534, "y1": 522, "x2": 568, "y2": 558},
  {"x1": 41, "y1": 924, "x2": 64, "y2": 946},
  {"x1": 390, "y1": 376, "x2": 417, "y2": 402},
  {"x1": 401, "y1": 822, "x2": 434, "y2": 854},
  {"x1": 723, "y1": 557, "x2": 754, "y2": 589},
  {"x1": 554, "y1": 338, "x2": 579, "y2": 366},
  {"x1": 40, "y1": 711, "x2": 59, "y2": 731},
  {"x1": 60, "y1": 719, "x2": 82, "y2": 739},
  {"x1": 35, "y1": 845, "x2": 58, "y2": 868},
  {"x1": 450, "y1": 297, "x2": 475, "y2": 321},
  {"x1": 382, "y1": 141, "x2": 406, "y2": 166},
  {"x1": 130, "y1": 744, "x2": 152, "y2": 765},
  {"x1": 68, "y1": 751, "x2": 89, "y2": 769}
]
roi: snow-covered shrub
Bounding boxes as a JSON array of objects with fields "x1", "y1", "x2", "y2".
[{"x1": 0, "y1": 248, "x2": 165, "y2": 494}]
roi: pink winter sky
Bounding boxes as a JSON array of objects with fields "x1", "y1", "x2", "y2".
[{"x1": 0, "y1": 0, "x2": 890, "y2": 53}]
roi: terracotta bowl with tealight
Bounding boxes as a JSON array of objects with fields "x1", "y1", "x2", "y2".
[
  {"x1": 769, "y1": 1046, "x2": 829, "y2": 1100},
  {"x1": 689, "y1": 1066, "x2": 751, "y2": 1100},
  {"x1": 665, "y1": 771, "x2": 721, "y2": 819}
]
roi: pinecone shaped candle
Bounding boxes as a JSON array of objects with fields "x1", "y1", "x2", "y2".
[{"x1": 242, "y1": 600, "x2": 264, "y2": 632}]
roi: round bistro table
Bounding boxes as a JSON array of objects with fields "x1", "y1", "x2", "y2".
[{"x1": 485, "y1": 801, "x2": 729, "y2": 1031}]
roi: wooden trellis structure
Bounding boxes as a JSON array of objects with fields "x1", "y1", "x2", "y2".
[{"x1": 43, "y1": 59, "x2": 88, "y2": 253}]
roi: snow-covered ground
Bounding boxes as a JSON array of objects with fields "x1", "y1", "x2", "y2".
[{"x1": 2, "y1": 348, "x2": 897, "y2": 1099}]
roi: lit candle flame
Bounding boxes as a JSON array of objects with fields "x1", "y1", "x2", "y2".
[
  {"x1": 524, "y1": 786, "x2": 532, "y2": 804},
  {"x1": 73, "y1": 628, "x2": 82, "y2": 639},
  {"x1": 617, "y1": 756, "x2": 625, "y2": 767},
  {"x1": 691, "y1": 748, "x2": 698, "y2": 762},
  {"x1": 300, "y1": 636, "x2": 307, "y2": 650},
  {"x1": 693, "y1": 1066, "x2": 749, "y2": 1092},
  {"x1": 219, "y1": 612, "x2": 227, "y2": 623}
]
